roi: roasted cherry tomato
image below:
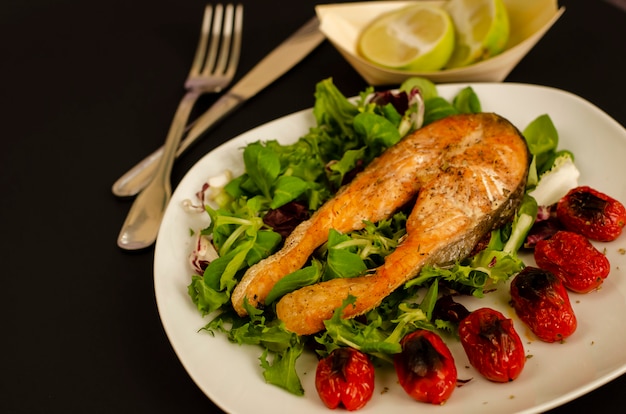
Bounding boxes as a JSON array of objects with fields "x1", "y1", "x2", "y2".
[
  {"x1": 510, "y1": 266, "x2": 577, "y2": 342},
  {"x1": 458, "y1": 308, "x2": 525, "y2": 382},
  {"x1": 556, "y1": 186, "x2": 626, "y2": 242},
  {"x1": 393, "y1": 329, "x2": 457, "y2": 405},
  {"x1": 315, "y1": 347, "x2": 375, "y2": 411},
  {"x1": 534, "y1": 230, "x2": 610, "y2": 293}
]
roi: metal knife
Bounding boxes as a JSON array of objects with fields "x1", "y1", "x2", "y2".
[{"x1": 112, "y1": 16, "x2": 324, "y2": 198}]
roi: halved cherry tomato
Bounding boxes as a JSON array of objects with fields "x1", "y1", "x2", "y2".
[
  {"x1": 393, "y1": 329, "x2": 457, "y2": 405},
  {"x1": 534, "y1": 230, "x2": 610, "y2": 293},
  {"x1": 315, "y1": 347, "x2": 375, "y2": 411},
  {"x1": 510, "y1": 266, "x2": 577, "y2": 342},
  {"x1": 556, "y1": 186, "x2": 626, "y2": 242},
  {"x1": 458, "y1": 308, "x2": 525, "y2": 382}
]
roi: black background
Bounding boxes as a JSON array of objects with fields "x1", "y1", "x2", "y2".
[{"x1": 1, "y1": 0, "x2": 625, "y2": 413}]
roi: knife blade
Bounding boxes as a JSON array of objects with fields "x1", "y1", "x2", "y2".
[{"x1": 112, "y1": 16, "x2": 324, "y2": 198}]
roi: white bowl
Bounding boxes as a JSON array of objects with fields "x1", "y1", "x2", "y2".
[{"x1": 315, "y1": 0, "x2": 565, "y2": 85}]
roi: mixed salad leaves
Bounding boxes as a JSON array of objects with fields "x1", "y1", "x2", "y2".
[{"x1": 186, "y1": 77, "x2": 578, "y2": 396}]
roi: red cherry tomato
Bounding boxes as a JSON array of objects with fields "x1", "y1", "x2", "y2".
[
  {"x1": 393, "y1": 329, "x2": 457, "y2": 405},
  {"x1": 556, "y1": 186, "x2": 626, "y2": 242},
  {"x1": 458, "y1": 308, "x2": 525, "y2": 382},
  {"x1": 534, "y1": 230, "x2": 610, "y2": 293},
  {"x1": 510, "y1": 266, "x2": 577, "y2": 342},
  {"x1": 315, "y1": 347, "x2": 375, "y2": 411}
]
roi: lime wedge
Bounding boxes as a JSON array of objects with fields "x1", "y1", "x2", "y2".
[
  {"x1": 445, "y1": 0, "x2": 510, "y2": 68},
  {"x1": 358, "y1": 4, "x2": 455, "y2": 71}
]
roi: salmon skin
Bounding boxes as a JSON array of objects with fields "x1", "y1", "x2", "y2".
[{"x1": 231, "y1": 113, "x2": 530, "y2": 335}]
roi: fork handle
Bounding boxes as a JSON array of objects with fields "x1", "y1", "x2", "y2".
[
  {"x1": 112, "y1": 93, "x2": 244, "y2": 198},
  {"x1": 117, "y1": 91, "x2": 202, "y2": 250}
]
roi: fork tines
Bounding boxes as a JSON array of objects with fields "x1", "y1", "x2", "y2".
[{"x1": 190, "y1": 4, "x2": 243, "y2": 81}]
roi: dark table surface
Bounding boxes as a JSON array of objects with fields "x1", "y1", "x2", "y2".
[{"x1": 2, "y1": 0, "x2": 625, "y2": 413}]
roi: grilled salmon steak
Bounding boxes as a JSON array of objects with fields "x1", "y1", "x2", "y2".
[{"x1": 231, "y1": 112, "x2": 530, "y2": 335}]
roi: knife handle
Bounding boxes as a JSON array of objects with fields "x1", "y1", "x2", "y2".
[{"x1": 112, "y1": 93, "x2": 243, "y2": 198}]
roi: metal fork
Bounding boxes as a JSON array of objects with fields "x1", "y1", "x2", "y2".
[{"x1": 117, "y1": 4, "x2": 243, "y2": 250}]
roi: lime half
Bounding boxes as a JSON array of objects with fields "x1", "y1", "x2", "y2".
[
  {"x1": 445, "y1": 0, "x2": 510, "y2": 68},
  {"x1": 358, "y1": 4, "x2": 455, "y2": 72}
]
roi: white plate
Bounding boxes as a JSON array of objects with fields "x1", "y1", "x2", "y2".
[{"x1": 154, "y1": 83, "x2": 626, "y2": 414}]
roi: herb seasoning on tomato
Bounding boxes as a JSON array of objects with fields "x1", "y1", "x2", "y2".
[
  {"x1": 393, "y1": 329, "x2": 457, "y2": 405},
  {"x1": 315, "y1": 347, "x2": 375, "y2": 411},
  {"x1": 510, "y1": 266, "x2": 577, "y2": 342},
  {"x1": 556, "y1": 186, "x2": 626, "y2": 242},
  {"x1": 458, "y1": 308, "x2": 525, "y2": 382},
  {"x1": 534, "y1": 230, "x2": 610, "y2": 293}
]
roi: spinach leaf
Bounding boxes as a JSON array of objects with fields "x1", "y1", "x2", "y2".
[
  {"x1": 523, "y1": 114, "x2": 559, "y2": 171},
  {"x1": 423, "y1": 96, "x2": 459, "y2": 125},
  {"x1": 453, "y1": 86, "x2": 482, "y2": 113}
]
